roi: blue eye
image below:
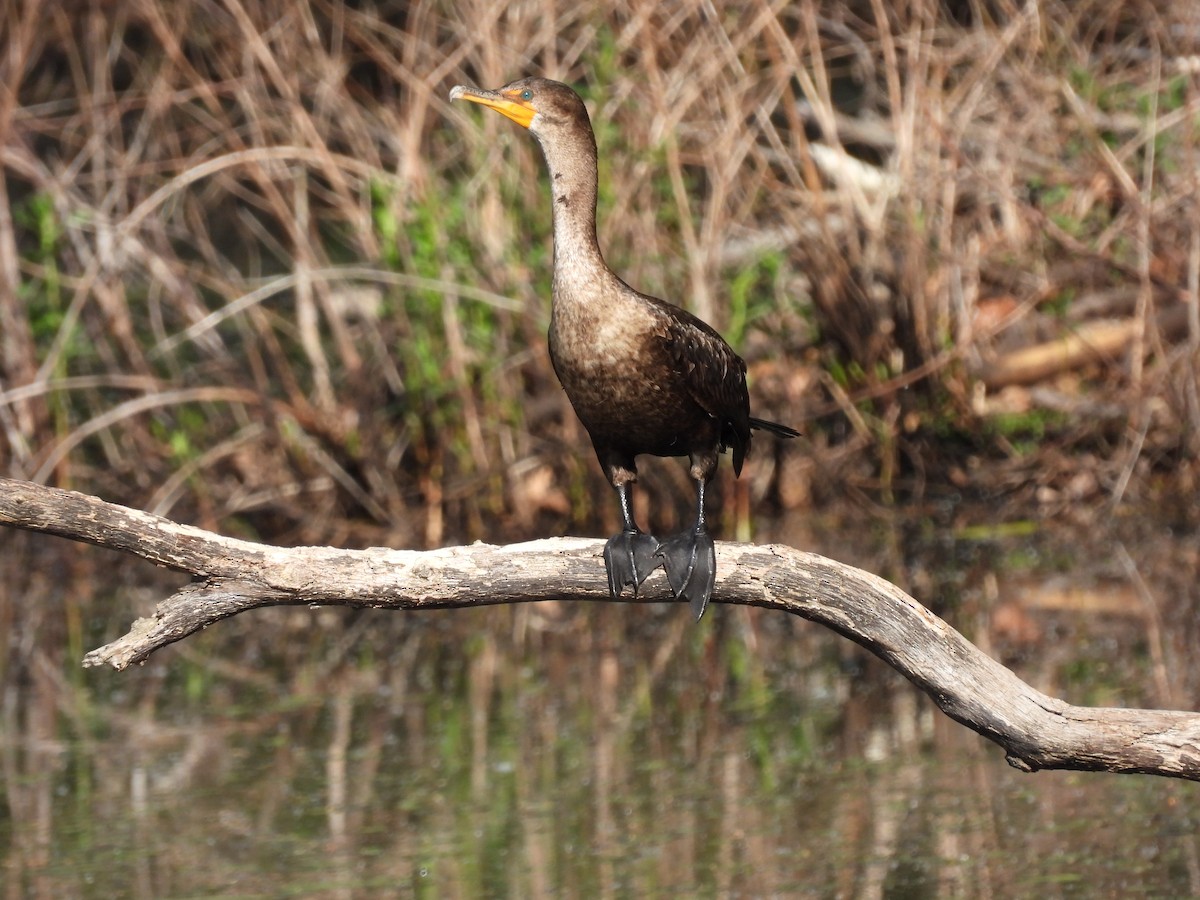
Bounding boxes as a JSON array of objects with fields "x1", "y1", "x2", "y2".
[{"x1": 521, "y1": 89, "x2": 533, "y2": 101}]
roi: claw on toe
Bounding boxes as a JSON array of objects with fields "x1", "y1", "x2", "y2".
[
  {"x1": 603, "y1": 529, "x2": 662, "y2": 598},
  {"x1": 656, "y1": 526, "x2": 717, "y2": 620}
]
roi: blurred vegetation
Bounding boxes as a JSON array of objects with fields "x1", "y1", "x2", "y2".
[{"x1": 2, "y1": 0, "x2": 1199, "y2": 545}]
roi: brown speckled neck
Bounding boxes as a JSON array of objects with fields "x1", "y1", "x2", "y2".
[{"x1": 530, "y1": 110, "x2": 610, "y2": 296}]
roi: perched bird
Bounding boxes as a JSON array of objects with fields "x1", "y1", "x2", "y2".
[{"x1": 450, "y1": 77, "x2": 798, "y2": 618}]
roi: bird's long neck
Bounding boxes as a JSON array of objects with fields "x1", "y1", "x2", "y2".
[{"x1": 534, "y1": 124, "x2": 610, "y2": 291}]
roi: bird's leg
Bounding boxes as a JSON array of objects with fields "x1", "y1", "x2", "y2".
[
  {"x1": 603, "y1": 482, "x2": 662, "y2": 598},
  {"x1": 656, "y1": 479, "x2": 717, "y2": 620}
]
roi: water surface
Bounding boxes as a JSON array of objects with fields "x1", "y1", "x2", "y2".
[{"x1": 2, "y1": 508, "x2": 1198, "y2": 897}]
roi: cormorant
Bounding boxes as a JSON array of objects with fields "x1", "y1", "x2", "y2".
[{"x1": 450, "y1": 77, "x2": 798, "y2": 618}]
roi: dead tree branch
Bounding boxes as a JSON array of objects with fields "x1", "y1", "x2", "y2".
[{"x1": 1, "y1": 476, "x2": 1198, "y2": 781}]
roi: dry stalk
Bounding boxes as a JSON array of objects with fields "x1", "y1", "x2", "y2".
[{"x1": 2, "y1": 0, "x2": 1198, "y2": 536}]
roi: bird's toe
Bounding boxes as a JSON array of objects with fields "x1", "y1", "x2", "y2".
[
  {"x1": 603, "y1": 530, "x2": 662, "y2": 598},
  {"x1": 656, "y1": 527, "x2": 717, "y2": 619}
]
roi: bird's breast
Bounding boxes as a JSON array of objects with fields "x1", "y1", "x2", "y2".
[
  {"x1": 549, "y1": 283, "x2": 657, "y2": 369},
  {"x1": 548, "y1": 296, "x2": 718, "y2": 456}
]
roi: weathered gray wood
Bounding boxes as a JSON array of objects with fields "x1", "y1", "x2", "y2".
[{"x1": 1, "y1": 476, "x2": 1198, "y2": 780}]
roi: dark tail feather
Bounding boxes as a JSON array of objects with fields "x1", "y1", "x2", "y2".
[
  {"x1": 749, "y1": 417, "x2": 800, "y2": 439},
  {"x1": 727, "y1": 416, "x2": 799, "y2": 477}
]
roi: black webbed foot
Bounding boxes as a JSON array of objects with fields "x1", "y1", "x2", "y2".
[
  {"x1": 603, "y1": 529, "x2": 662, "y2": 598},
  {"x1": 656, "y1": 525, "x2": 716, "y2": 620}
]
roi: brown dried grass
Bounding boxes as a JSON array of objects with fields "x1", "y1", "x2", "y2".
[{"x1": 1, "y1": 0, "x2": 1198, "y2": 544}]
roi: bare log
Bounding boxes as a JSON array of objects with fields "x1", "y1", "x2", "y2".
[
  {"x1": 1, "y1": 476, "x2": 1198, "y2": 781},
  {"x1": 978, "y1": 303, "x2": 1190, "y2": 389}
]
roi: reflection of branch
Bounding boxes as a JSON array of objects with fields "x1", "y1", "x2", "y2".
[{"x1": 2, "y1": 476, "x2": 1198, "y2": 781}]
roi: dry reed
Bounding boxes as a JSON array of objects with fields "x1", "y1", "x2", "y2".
[{"x1": 1, "y1": 0, "x2": 1198, "y2": 535}]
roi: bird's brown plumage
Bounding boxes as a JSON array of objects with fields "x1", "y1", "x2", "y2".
[{"x1": 451, "y1": 76, "x2": 798, "y2": 616}]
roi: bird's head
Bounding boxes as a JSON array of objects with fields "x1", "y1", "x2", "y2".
[{"x1": 449, "y1": 77, "x2": 589, "y2": 139}]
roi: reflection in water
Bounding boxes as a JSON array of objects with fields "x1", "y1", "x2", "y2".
[{"x1": 2, "y1": 512, "x2": 1199, "y2": 897}]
